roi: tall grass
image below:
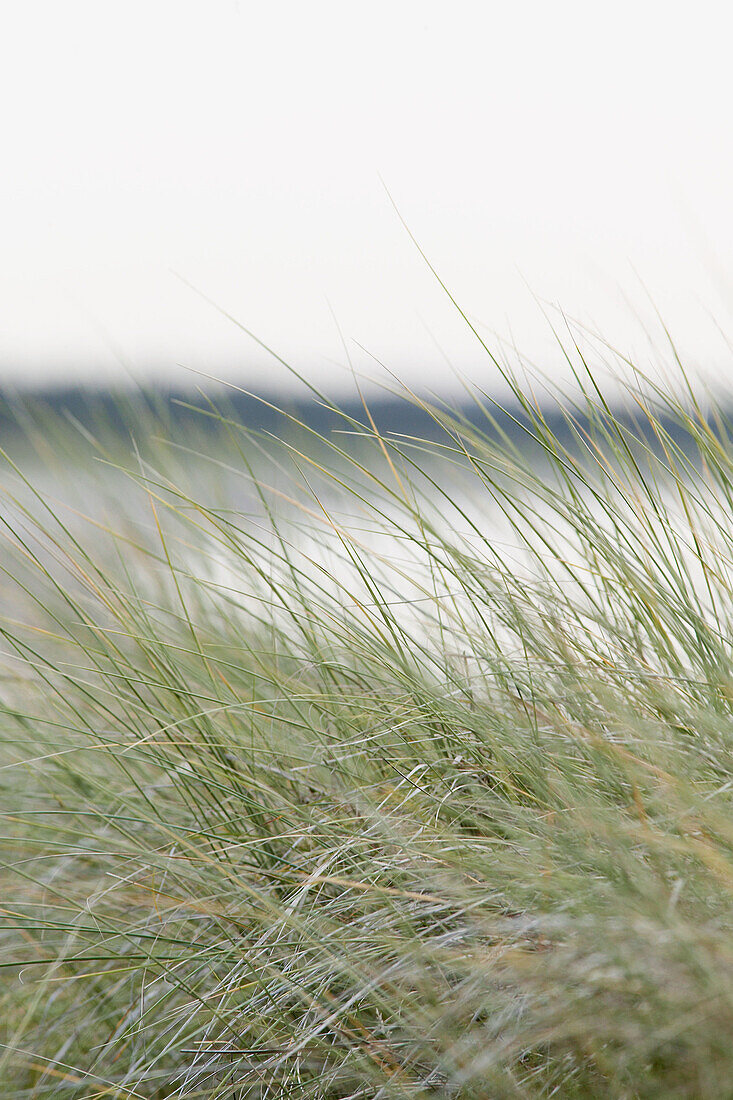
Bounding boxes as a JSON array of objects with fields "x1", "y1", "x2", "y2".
[{"x1": 2, "y1": 342, "x2": 733, "y2": 1098}]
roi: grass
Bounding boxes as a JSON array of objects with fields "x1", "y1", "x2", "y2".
[{"x1": 2, "y1": 336, "x2": 733, "y2": 1097}]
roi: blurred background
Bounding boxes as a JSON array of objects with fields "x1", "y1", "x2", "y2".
[{"x1": 1, "y1": 0, "x2": 732, "y2": 400}]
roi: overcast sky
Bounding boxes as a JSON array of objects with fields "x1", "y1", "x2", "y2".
[{"x1": 2, "y1": 1, "x2": 733, "y2": 396}]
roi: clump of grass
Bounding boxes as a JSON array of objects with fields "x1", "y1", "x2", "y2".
[{"x1": 2, "y1": 338, "x2": 733, "y2": 1098}]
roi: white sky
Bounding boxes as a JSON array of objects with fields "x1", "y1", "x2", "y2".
[{"x1": 2, "y1": 1, "x2": 733, "y2": 396}]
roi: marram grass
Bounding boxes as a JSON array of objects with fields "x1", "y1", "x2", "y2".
[{"x1": 2, "y1": 354, "x2": 733, "y2": 1098}]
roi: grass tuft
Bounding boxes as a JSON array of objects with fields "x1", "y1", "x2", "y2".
[{"x1": 2, "y1": 345, "x2": 733, "y2": 1097}]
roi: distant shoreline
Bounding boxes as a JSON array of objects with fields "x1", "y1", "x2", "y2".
[{"x1": 0, "y1": 383, "x2": 714, "y2": 456}]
